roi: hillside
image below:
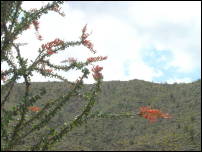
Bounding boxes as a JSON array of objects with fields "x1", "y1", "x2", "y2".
[{"x1": 1, "y1": 79, "x2": 201, "y2": 151}]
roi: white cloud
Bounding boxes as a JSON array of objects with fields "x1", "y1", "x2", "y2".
[
  {"x1": 128, "y1": 1, "x2": 201, "y2": 74},
  {"x1": 124, "y1": 60, "x2": 163, "y2": 81},
  {"x1": 129, "y1": 1, "x2": 201, "y2": 26}
]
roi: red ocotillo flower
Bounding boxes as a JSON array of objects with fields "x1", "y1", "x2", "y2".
[
  {"x1": 28, "y1": 106, "x2": 41, "y2": 112},
  {"x1": 87, "y1": 56, "x2": 107, "y2": 63},
  {"x1": 42, "y1": 38, "x2": 64, "y2": 53},
  {"x1": 138, "y1": 106, "x2": 171, "y2": 123},
  {"x1": 81, "y1": 24, "x2": 96, "y2": 54},
  {"x1": 92, "y1": 65, "x2": 103, "y2": 81}
]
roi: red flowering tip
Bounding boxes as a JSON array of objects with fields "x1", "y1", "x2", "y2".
[
  {"x1": 92, "y1": 65, "x2": 103, "y2": 81},
  {"x1": 92, "y1": 72, "x2": 103, "y2": 80},
  {"x1": 87, "y1": 56, "x2": 107, "y2": 63},
  {"x1": 81, "y1": 33, "x2": 90, "y2": 40},
  {"x1": 138, "y1": 106, "x2": 171, "y2": 123},
  {"x1": 28, "y1": 106, "x2": 41, "y2": 112},
  {"x1": 81, "y1": 24, "x2": 96, "y2": 54},
  {"x1": 92, "y1": 65, "x2": 103, "y2": 73},
  {"x1": 41, "y1": 38, "x2": 64, "y2": 51},
  {"x1": 82, "y1": 39, "x2": 96, "y2": 53},
  {"x1": 82, "y1": 24, "x2": 87, "y2": 34}
]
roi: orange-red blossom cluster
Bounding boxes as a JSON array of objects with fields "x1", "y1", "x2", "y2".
[
  {"x1": 138, "y1": 106, "x2": 171, "y2": 123},
  {"x1": 28, "y1": 106, "x2": 41, "y2": 112},
  {"x1": 87, "y1": 56, "x2": 107, "y2": 63},
  {"x1": 92, "y1": 65, "x2": 103, "y2": 81},
  {"x1": 41, "y1": 38, "x2": 64, "y2": 54},
  {"x1": 81, "y1": 24, "x2": 96, "y2": 54}
]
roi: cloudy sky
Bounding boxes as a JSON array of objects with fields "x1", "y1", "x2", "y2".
[{"x1": 3, "y1": 1, "x2": 201, "y2": 84}]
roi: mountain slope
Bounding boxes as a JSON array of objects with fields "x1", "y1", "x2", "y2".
[{"x1": 2, "y1": 79, "x2": 201, "y2": 151}]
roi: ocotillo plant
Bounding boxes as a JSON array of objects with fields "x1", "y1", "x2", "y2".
[
  {"x1": 1, "y1": 1, "x2": 108, "y2": 151},
  {"x1": 1, "y1": 1, "x2": 172, "y2": 151}
]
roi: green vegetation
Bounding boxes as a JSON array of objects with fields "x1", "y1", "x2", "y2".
[{"x1": 2, "y1": 79, "x2": 201, "y2": 151}]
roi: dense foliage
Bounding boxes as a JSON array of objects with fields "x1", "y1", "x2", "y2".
[{"x1": 2, "y1": 79, "x2": 201, "y2": 151}]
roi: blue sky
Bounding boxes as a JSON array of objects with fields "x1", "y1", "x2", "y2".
[{"x1": 2, "y1": 1, "x2": 201, "y2": 84}]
